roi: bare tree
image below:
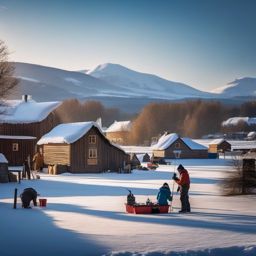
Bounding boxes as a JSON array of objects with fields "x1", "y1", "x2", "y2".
[{"x1": 0, "y1": 40, "x2": 18, "y2": 100}]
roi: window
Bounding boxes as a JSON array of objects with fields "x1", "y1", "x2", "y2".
[
  {"x1": 89, "y1": 135, "x2": 96, "y2": 144},
  {"x1": 175, "y1": 142, "x2": 180, "y2": 149},
  {"x1": 88, "y1": 148, "x2": 97, "y2": 158},
  {"x1": 12, "y1": 143, "x2": 19, "y2": 151}
]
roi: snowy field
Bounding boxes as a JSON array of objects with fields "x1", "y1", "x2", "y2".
[{"x1": 0, "y1": 158, "x2": 256, "y2": 256}]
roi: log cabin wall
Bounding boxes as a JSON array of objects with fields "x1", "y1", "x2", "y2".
[{"x1": 43, "y1": 144, "x2": 70, "y2": 166}]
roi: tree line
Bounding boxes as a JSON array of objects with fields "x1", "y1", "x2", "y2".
[{"x1": 54, "y1": 99, "x2": 256, "y2": 145}]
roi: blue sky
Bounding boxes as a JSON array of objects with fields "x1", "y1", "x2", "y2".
[{"x1": 0, "y1": 0, "x2": 255, "y2": 91}]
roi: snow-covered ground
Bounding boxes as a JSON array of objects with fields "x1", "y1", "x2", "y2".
[{"x1": 1, "y1": 158, "x2": 256, "y2": 256}]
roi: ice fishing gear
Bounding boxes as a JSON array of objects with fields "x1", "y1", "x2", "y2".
[{"x1": 126, "y1": 189, "x2": 136, "y2": 205}]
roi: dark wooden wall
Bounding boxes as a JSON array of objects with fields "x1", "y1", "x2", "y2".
[
  {"x1": 0, "y1": 112, "x2": 58, "y2": 139},
  {"x1": 70, "y1": 127, "x2": 129, "y2": 173},
  {"x1": 0, "y1": 138, "x2": 37, "y2": 165}
]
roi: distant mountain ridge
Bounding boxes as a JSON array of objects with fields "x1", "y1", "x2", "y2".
[
  {"x1": 87, "y1": 63, "x2": 213, "y2": 99},
  {"x1": 211, "y1": 77, "x2": 256, "y2": 97},
  {"x1": 9, "y1": 62, "x2": 256, "y2": 113}
]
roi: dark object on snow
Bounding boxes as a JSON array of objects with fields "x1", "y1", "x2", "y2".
[
  {"x1": 20, "y1": 187, "x2": 38, "y2": 208},
  {"x1": 13, "y1": 188, "x2": 18, "y2": 209},
  {"x1": 172, "y1": 173, "x2": 178, "y2": 181},
  {"x1": 127, "y1": 189, "x2": 135, "y2": 205}
]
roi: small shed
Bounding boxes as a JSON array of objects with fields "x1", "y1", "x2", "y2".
[
  {"x1": 208, "y1": 139, "x2": 231, "y2": 153},
  {"x1": 152, "y1": 133, "x2": 208, "y2": 159},
  {"x1": 37, "y1": 122, "x2": 129, "y2": 173},
  {"x1": 105, "y1": 120, "x2": 132, "y2": 145},
  {"x1": 0, "y1": 153, "x2": 9, "y2": 183},
  {"x1": 0, "y1": 135, "x2": 37, "y2": 166},
  {"x1": 129, "y1": 153, "x2": 141, "y2": 169},
  {"x1": 136, "y1": 153, "x2": 151, "y2": 163}
]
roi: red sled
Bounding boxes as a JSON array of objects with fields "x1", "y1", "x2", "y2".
[{"x1": 125, "y1": 204, "x2": 169, "y2": 214}]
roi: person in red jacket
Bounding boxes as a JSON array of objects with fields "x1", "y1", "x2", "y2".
[{"x1": 172, "y1": 164, "x2": 191, "y2": 213}]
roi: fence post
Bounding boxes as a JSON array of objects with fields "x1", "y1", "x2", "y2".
[{"x1": 13, "y1": 188, "x2": 18, "y2": 209}]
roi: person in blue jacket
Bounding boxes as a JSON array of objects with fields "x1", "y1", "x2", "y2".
[{"x1": 157, "y1": 182, "x2": 172, "y2": 205}]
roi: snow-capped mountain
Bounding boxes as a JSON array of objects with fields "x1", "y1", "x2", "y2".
[
  {"x1": 87, "y1": 63, "x2": 213, "y2": 99},
  {"x1": 12, "y1": 62, "x2": 122, "y2": 101},
  {"x1": 211, "y1": 77, "x2": 256, "y2": 97},
  {"x1": 9, "y1": 62, "x2": 255, "y2": 113}
]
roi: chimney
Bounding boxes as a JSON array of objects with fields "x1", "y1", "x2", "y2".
[{"x1": 22, "y1": 95, "x2": 32, "y2": 102}]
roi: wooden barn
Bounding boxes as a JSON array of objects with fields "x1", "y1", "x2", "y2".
[
  {"x1": 37, "y1": 122, "x2": 130, "y2": 173},
  {"x1": 152, "y1": 133, "x2": 208, "y2": 159},
  {"x1": 105, "y1": 120, "x2": 131, "y2": 145},
  {"x1": 0, "y1": 96, "x2": 60, "y2": 165},
  {"x1": 208, "y1": 139, "x2": 231, "y2": 153}
]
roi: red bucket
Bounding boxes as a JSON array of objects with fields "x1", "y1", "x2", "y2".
[{"x1": 39, "y1": 198, "x2": 47, "y2": 207}]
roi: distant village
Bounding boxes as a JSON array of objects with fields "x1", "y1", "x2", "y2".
[{"x1": 0, "y1": 94, "x2": 256, "y2": 183}]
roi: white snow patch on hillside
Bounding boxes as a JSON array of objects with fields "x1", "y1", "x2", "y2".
[{"x1": 16, "y1": 76, "x2": 40, "y2": 83}]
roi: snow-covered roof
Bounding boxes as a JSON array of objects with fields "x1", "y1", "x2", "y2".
[
  {"x1": 151, "y1": 133, "x2": 179, "y2": 150},
  {"x1": 209, "y1": 139, "x2": 226, "y2": 145},
  {"x1": 0, "y1": 99, "x2": 60, "y2": 123},
  {"x1": 37, "y1": 122, "x2": 100, "y2": 145},
  {"x1": 222, "y1": 117, "x2": 256, "y2": 127},
  {"x1": 105, "y1": 120, "x2": 131, "y2": 133},
  {"x1": 37, "y1": 121, "x2": 126, "y2": 153},
  {"x1": 247, "y1": 131, "x2": 256, "y2": 137},
  {"x1": 152, "y1": 133, "x2": 207, "y2": 150},
  {"x1": 182, "y1": 138, "x2": 208, "y2": 150},
  {"x1": 0, "y1": 153, "x2": 8, "y2": 163},
  {"x1": 0, "y1": 135, "x2": 37, "y2": 140}
]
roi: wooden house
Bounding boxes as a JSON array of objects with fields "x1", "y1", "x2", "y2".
[
  {"x1": 105, "y1": 120, "x2": 131, "y2": 145},
  {"x1": 37, "y1": 122, "x2": 130, "y2": 173},
  {"x1": 152, "y1": 133, "x2": 208, "y2": 159},
  {"x1": 208, "y1": 139, "x2": 231, "y2": 153},
  {"x1": 0, "y1": 96, "x2": 60, "y2": 165}
]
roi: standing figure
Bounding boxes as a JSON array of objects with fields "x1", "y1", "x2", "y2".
[
  {"x1": 157, "y1": 182, "x2": 172, "y2": 205},
  {"x1": 32, "y1": 149, "x2": 44, "y2": 172},
  {"x1": 23, "y1": 157, "x2": 31, "y2": 180},
  {"x1": 172, "y1": 164, "x2": 191, "y2": 213},
  {"x1": 20, "y1": 187, "x2": 38, "y2": 208}
]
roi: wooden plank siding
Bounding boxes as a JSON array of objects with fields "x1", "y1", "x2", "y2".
[
  {"x1": 0, "y1": 138, "x2": 37, "y2": 165},
  {"x1": 0, "y1": 113, "x2": 58, "y2": 139},
  {"x1": 43, "y1": 144, "x2": 70, "y2": 165},
  {"x1": 153, "y1": 138, "x2": 208, "y2": 159}
]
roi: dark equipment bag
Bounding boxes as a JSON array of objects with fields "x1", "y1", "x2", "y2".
[{"x1": 127, "y1": 190, "x2": 136, "y2": 205}]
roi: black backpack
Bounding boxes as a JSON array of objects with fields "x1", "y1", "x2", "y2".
[{"x1": 127, "y1": 190, "x2": 135, "y2": 205}]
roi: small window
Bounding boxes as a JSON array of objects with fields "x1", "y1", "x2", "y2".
[
  {"x1": 88, "y1": 148, "x2": 97, "y2": 158},
  {"x1": 175, "y1": 142, "x2": 180, "y2": 149},
  {"x1": 12, "y1": 143, "x2": 19, "y2": 151},
  {"x1": 89, "y1": 135, "x2": 96, "y2": 144}
]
